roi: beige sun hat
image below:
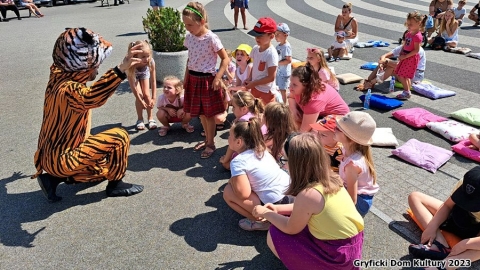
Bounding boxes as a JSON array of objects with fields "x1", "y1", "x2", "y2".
[{"x1": 335, "y1": 111, "x2": 376, "y2": 146}]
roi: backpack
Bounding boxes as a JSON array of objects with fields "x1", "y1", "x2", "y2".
[{"x1": 431, "y1": 36, "x2": 446, "y2": 50}]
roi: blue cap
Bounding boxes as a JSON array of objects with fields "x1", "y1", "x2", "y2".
[{"x1": 277, "y1": 23, "x2": 290, "y2": 34}]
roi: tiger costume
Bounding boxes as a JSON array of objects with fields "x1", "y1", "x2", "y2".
[{"x1": 33, "y1": 28, "x2": 143, "y2": 202}]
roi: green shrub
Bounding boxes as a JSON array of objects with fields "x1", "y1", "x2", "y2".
[{"x1": 142, "y1": 7, "x2": 186, "y2": 52}]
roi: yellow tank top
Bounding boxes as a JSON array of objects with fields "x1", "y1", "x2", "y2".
[{"x1": 308, "y1": 184, "x2": 364, "y2": 240}]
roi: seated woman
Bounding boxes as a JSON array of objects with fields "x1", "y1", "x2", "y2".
[
  {"x1": 408, "y1": 166, "x2": 480, "y2": 269},
  {"x1": 334, "y1": 2, "x2": 358, "y2": 51},
  {"x1": 20, "y1": 0, "x2": 43, "y2": 17},
  {"x1": 468, "y1": 2, "x2": 479, "y2": 26},
  {"x1": 252, "y1": 133, "x2": 364, "y2": 270},
  {"x1": 288, "y1": 66, "x2": 349, "y2": 132},
  {"x1": 355, "y1": 45, "x2": 426, "y2": 91},
  {"x1": 0, "y1": 0, "x2": 21, "y2": 21},
  {"x1": 222, "y1": 117, "x2": 290, "y2": 231},
  {"x1": 428, "y1": 0, "x2": 454, "y2": 37},
  {"x1": 428, "y1": 8, "x2": 459, "y2": 49}
]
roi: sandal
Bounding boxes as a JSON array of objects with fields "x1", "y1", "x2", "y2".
[
  {"x1": 201, "y1": 145, "x2": 216, "y2": 159},
  {"x1": 182, "y1": 123, "x2": 194, "y2": 133},
  {"x1": 148, "y1": 120, "x2": 158, "y2": 130},
  {"x1": 396, "y1": 91, "x2": 411, "y2": 100},
  {"x1": 158, "y1": 126, "x2": 169, "y2": 137},
  {"x1": 408, "y1": 239, "x2": 451, "y2": 260},
  {"x1": 136, "y1": 120, "x2": 145, "y2": 130},
  {"x1": 193, "y1": 141, "x2": 207, "y2": 151}
]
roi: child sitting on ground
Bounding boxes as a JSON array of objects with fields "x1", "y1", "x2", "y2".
[
  {"x1": 327, "y1": 31, "x2": 348, "y2": 62},
  {"x1": 156, "y1": 76, "x2": 194, "y2": 136},
  {"x1": 310, "y1": 115, "x2": 343, "y2": 173},
  {"x1": 306, "y1": 47, "x2": 340, "y2": 91},
  {"x1": 263, "y1": 102, "x2": 297, "y2": 171},
  {"x1": 334, "y1": 111, "x2": 379, "y2": 217},
  {"x1": 223, "y1": 117, "x2": 290, "y2": 231},
  {"x1": 220, "y1": 91, "x2": 264, "y2": 170}
]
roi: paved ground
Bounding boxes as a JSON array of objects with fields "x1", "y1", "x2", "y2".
[{"x1": 1, "y1": 0, "x2": 480, "y2": 269}]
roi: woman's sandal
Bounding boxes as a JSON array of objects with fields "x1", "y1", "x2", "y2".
[
  {"x1": 201, "y1": 145, "x2": 216, "y2": 159},
  {"x1": 136, "y1": 120, "x2": 145, "y2": 130},
  {"x1": 408, "y1": 239, "x2": 451, "y2": 260},
  {"x1": 158, "y1": 126, "x2": 169, "y2": 137},
  {"x1": 182, "y1": 123, "x2": 194, "y2": 133},
  {"x1": 193, "y1": 141, "x2": 207, "y2": 151}
]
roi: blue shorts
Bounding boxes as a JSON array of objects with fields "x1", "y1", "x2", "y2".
[
  {"x1": 356, "y1": 194, "x2": 373, "y2": 217},
  {"x1": 232, "y1": 0, "x2": 248, "y2": 9},
  {"x1": 150, "y1": 0, "x2": 164, "y2": 7},
  {"x1": 276, "y1": 75, "x2": 290, "y2": 90}
]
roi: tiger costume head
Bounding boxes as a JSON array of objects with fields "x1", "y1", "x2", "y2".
[{"x1": 52, "y1": 28, "x2": 113, "y2": 72}]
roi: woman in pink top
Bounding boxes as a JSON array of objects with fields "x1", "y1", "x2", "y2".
[{"x1": 287, "y1": 66, "x2": 349, "y2": 132}]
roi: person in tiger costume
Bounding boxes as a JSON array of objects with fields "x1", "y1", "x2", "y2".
[{"x1": 33, "y1": 27, "x2": 145, "y2": 202}]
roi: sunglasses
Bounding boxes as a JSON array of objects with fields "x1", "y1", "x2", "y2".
[{"x1": 279, "y1": 156, "x2": 288, "y2": 166}]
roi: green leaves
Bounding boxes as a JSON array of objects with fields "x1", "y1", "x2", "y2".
[{"x1": 142, "y1": 7, "x2": 187, "y2": 52}]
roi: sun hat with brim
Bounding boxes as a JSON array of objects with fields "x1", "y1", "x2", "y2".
[
  {"x1": 232, "y1": 44, "x2": 253, "y2": 58},
  {"x1": 247, "y1": 17, "x2": 277, "y2": 37},
  {"x1": 451, "y1": 166, "x2": 480, "y2": 212},
  {"x1": 335, "y1": 111, "x2": 376, "y2": 146}
]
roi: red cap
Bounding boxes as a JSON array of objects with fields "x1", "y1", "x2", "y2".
[
  {"x1": 310, "y1": 115, "x2": 337, "y2": 132},
  {"x1": 248, "y1": 17, "x2": 277, "y2": 37}
]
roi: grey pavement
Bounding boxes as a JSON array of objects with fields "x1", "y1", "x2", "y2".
[{"x1": 1, "y1": 0, "x2": 480, "y2": 269}]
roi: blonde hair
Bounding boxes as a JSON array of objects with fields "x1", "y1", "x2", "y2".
[
  {"x1": 126, "y1": 40, "x2": 153, "y2": 79},
  {"x1": 406, "y1": 11, "x2": 427, "y2": 32},
  {"x1": 285, "y1": 133, "x2": 343, "y2": 196},
  {"x1": 232, "y1": 91, "x2": 265, "y2": 116},
  {"x1": 344, "y1": 138, "x2": 377, "y2": 185},
  {"x1": 342, "y1": 2, "x2": 352, "y2": 11},
  {"x1": 306, "y1": 48, "x2": 339, "y2": 87},
  {"x1": 439, "y1": 9, "x2": 457, "y2": 34},
  {"x1": 163, "y1": 75, "x2": 184, "y2": 96},
  {"x1": 182, "y1": 2, "x2": 209, "y2": 29}
]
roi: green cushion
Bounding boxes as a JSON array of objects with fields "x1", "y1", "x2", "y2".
[
  {"x1": 394, "y1": 80, "x2": 430, "y2": 90},
  {"x1": 450, "y1": 108, "x2": 480, "y2": 127}
]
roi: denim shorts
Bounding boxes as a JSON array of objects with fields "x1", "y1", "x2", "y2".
[
  {"x1": 276, "y1": 75, "x2": 290, "y2": 90},
  {"x1": 413, "y1": 70, "x2": 424, "y2": 83},
  {"x1": 150, "y1": 0, "x2": 164, "y2": 7},
  {"x1": 356, "y1": 194, "x2": 373, "y2": 217}
]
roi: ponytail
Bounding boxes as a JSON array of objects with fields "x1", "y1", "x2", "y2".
[
  {"x1": 232, "y1": 117, "x2": 266, "y2": 159},
  {"x1": 232, "y1": 91, "x2": 265, "y2": 116}
]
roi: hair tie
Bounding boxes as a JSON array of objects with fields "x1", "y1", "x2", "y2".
[{"x1": 184, "y1": 6, "x2": 203, "y2": 19}]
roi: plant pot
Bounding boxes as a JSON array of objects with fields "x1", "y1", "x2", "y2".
[{"x1": 152, "y1": 50, "x2": 188, "y2": 84}]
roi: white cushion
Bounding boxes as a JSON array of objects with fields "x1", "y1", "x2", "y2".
[
  {"x1": 371, "y1": 128, "x2": 399, "y2": 147},
  {"x1": 426, "y1": 120, "x2": 479, "y2": 142}
]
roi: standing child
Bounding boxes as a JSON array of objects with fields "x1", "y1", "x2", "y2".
[
  {"x1": 252, "y1": 133, "x2": 364, "y2": 269},
  {"x1": 275, "y1": 23, "x2": 292, "y2": 104},
  {"x1": 230, "y1": 0, "x2": 249, "y2": 30},
  {"x1": 334, "y1": 111, "x2": 379, "y2": 217},
  {"x1": 156, "y1": 76, "x2": 194, "y2": 136},
  {"x1": 219, "y1": 91, "x2": 265, "y2": 170},
  {"x1": 229, "y1": 44, "x2": 253, "y2": 93},
  {"x1": 263, "y1": 102, "x2": 297, "y2": 171},
  {"x1": 327, "y1": 31, "x2": 348, "y2": 62},
  {"x1": 306, "y1": 47, "x2": 340, "y2": 91},
  {"x1": 127, "y1": 40, "x2": 157, "y2": 131},
  {"x1": 182, "y1": 2, "x2": 230, "y2": 159},
  {"x1": 310, "y1": 115, "x2": 343, "y2": 173},
  {"x1": 244, "y1": 17, "x2": 279, "y2": 105},
  {"x1": 395, "y1": 11, "x2": 427, "y2": 100},
  {"x1": 223, "y1": 117, "x2": 290, "y2": 231}
]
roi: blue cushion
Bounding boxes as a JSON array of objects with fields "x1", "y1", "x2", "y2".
[
  {"x1": 359, "y1": 94, "x2": 404, "y2": 111},
  {"x1": 360, "y1": 62, "x2": 378, "y2": 70},
  {"x1": 366, "y1": 40, "x2": 390, "y2": 47}
]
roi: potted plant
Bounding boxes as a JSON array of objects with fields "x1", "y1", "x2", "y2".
[{"x1": 143, "y1": 7, "x2": 188, "y2": 82}]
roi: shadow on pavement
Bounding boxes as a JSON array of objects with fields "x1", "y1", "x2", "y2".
[
  {"x1": 0, "y1": 171, "x2": 106, "y2": 247},
  {"x1": 116, "y1": 31, "x2": 147, "y2": 37},
  {"x1": 169, "y1": 187, "x2": 286, "y2": 269}
]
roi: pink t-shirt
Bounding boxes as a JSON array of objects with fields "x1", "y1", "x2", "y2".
[
  {"x1": 339, "y1": 151, "x2": 379, "y2": 196},
  {"x1": 318, "y1": 68, "x2": 339, "y2": 91},
  {"x1": 403, "y1": 31, "x2": 423, "y2": 52},
  {"x1": 184, "y1": 30, "x2": 223, "y2": 74},
  {"x1": 294, "y1": 83, "x2": 349, "y2": 117},
  {"x1": 156, "y1": 94, "x2": 184, "y2": 109}
]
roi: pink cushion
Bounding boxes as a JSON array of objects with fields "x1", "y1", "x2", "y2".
[
  {"x1": 451, "y1": 140, "x2": 480, "y2": 163},
  {"x1": 392, "y1": 139, "x2": 453, "y2": 173},
  {"x1": 392, "y1": 108, "x2": 448, "y2": 128}
]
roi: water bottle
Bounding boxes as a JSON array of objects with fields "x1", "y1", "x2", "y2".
[
  {"x1": 389, "y1": 76, "x2": 395, "y2": 93},
  {"x1": 363, "y1": 89, "x2": 372, "y2": 110}
]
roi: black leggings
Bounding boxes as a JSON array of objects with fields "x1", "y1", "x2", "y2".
[{"x1": 0, "y1": 5, "x2": 21, "y2": 19}]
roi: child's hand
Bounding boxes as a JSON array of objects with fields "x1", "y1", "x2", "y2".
[
  {"x1": 139, "y1": 99, "x2": 147, "y2": 109},
  {"x1": 398, "y1": 55, "x2": 406, "y2": 61},
  {"x1": 149, "y1": 99, "x2": 155, "y2": 108},
  {"x1": 167, "y1": 108, "x2": 177, "y2": 117},
  {"x1": 252, "y1": 205, "x2": 271, "y2": 219},
  {"x1": 264, "y1": 203, "x2": 278, "y2": 213},
  {"x1": 213, "y1": 78, "x2": 222, "y2": 91},
  {"x1": 243, "y1": 80, "x2": 254, "y2": 89},
  {"x1": 420, "y1": 226, "x2": 439, "y2": 247}
]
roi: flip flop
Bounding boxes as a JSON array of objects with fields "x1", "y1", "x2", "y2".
[
  {"x1": 193, "y1": 141, "x2": 207, "y2": 151},
  {"x1": 200, "y1": 145, "x2": 216, "y2": 159}
]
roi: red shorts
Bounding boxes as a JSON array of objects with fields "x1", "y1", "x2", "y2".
[
  {"x1": 168, "y1": 117, "x2": 183, "y2": 123},
  {"x1": 251, "y1": 87, "x2": 275, "y2": 105},
  {"x1": 183, "y1": 72, "x2": 225, "y2": 118}
]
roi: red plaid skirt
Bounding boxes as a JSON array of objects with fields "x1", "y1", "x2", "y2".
[{"x1": 184, "y1": 72, "x2": 225, "y2": 118}]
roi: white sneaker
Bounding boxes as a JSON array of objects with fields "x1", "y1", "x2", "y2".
[{"x1": 238, "y1": 218, "x2": 271, "y2": 231}]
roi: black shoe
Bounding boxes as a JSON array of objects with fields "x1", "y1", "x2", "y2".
[
  {"x1": 17, "y1": 17, "x2": 22, "y2": 20},
  {"x1": 37, "y1": 174, "x2": 64, "y2": 203},
  {"x1": 106, "y1": 181, "x2": 144, "y2": 197}
]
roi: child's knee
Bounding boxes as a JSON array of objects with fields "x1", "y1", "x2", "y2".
[
  {"x1": 408, "y1": 191, "x2": 424, "y2": 205},
  {"x1": 223, "y1": 184, "x2": 233, "y2": 201}
]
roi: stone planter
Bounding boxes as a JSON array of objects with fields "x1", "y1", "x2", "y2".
[{"x1": 152, "y1": 50, "x2": 188, "y2": 84}]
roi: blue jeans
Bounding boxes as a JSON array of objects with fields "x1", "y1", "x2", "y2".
[{"x1": 356, "y1": 194, "x2": 373, "y2": 217}]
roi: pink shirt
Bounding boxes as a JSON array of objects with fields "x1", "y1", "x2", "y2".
[
  {"x1": 184, "y1": 30, "x2": 223, "y2": 74},
  {"x1": 294, "y1": 83, "x2": 349, "y2": 117},
  {"x1": 318, "y1": 68, "x2": 339, "y2": 91},
  {"x1": 403, "y1": 31, "x2": 423, "y2": 52},
  {"x1": 156, "y1": 94, "x2": 184, "y2": 109},
  {"x1": 339, "y1": 151, "x2": 379, "y2": 196}
]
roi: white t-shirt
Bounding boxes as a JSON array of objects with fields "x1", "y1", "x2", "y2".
[
  {"x1": 236, "y1": 63, "x2": 253, "y2": 85},
  {"x1": 454, "y1": 7, "x2": 466, "y2": 19},
  {"x1": 331, "y1": 41, "x2": 347, "y2": 49},
  {"x1": 391, "y1": 46, "x2": 426, "y2": 71},
  {"x1": 184, "y1": 30, "x2": 223, "y2": 74},
  {"x1": 230, "y1": 149, "x2": 290, "y2": 204},
  {"x1": 250, "y1": 45, "x2": 279, "y2": 93}
]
